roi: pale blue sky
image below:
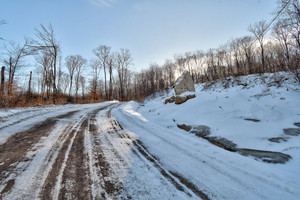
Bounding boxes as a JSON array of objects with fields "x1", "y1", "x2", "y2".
[{"x1": 0, "y1": 0, "x2": 277, "y2": 71}]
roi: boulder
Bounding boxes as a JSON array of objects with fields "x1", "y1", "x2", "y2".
[
  {"x1": 175, "y1": 96, "x2": 187, "y2": 104},
  {"x1": 174, "y1": 70, "x2": 195, "y2": 96},
  {"x1": 164, "y1": 96, "x2": 176, "y2": 104},
  {"x1": 190, "y1": 125, "x2": 211, "y2": 137},
  {"x1": 165, "y1": 94, "x2": 195, "y2": 104},
  {"x1": 294, "y1": 122, "x2": 300, "y2": 127},
  {"x1": 283, "y1": 128, "x2": 300, "y2": 136},
  {"x1": 164, "y1": 71, "x2": 196, "y2": 105},
  {"x1": 186, "y1": 94, "x2": 196, "y2": 100},
  {"x1": 177, "y1": 124, "x2": 192, "y2": 132}
]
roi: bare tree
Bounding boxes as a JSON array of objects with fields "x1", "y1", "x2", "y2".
[
  {"x1": 93, "y1": 45, "x2": 111, "y2": 100},
  {"x1": 216, "y1": 48, "x2": 226, "y2": 78},
  {"x1": 273, "y1": 19, "x2": 291, "y2": 69},
  {"x1": 3, "y1": 39, "x2": 32, "y2": 95},
  {"x1": 35, "y1": 53, "x2": 52, "y2": 99},
  {"x1": 281, "y1": 0, "x2": 300, "y2": 80},
  {"x1": 220, "y1": 43, "x2": 233, "y2": 76},
  {"x1": 31, "y1": 24, "x2": 60, "y2": 104},
  {"x1": 57, "y1": 56, "x2": 62, "y2": 93},
  {"x1": 174, "y1": 54, "x2": 186, "y2": 74},
  {"x1": 65, "y1": 55, "x2": 86, "y2": 102},
  {"x1": 240, "y1": 36, "x2": 254, "y2": 75},
  {"x1": 163, "y1": 59, "x2": 175, "y2": 87},
  {"x1": 278, "y1": 0, "x2": 300, "y2": 49},
  {"x1": 184, "y1": 52, "x2": 193, "y2": 76},
  {"x1": 0, "y1": 66, "x2": 5, "y2": 106},
  {"x1": 80, "y1": 76, "x2": 86, "y2": 100},
  {"x1": 230, "y1": 38, "x2": 243, "y2": 75},
  {"x1": 206, "y1": 48, "x2": 217, "y2": 80},
  {"x1": 60, "y1": 72, "x2": 70, "y2": 95},
  {"x1": 248, "y1": 20, "x2": 268, "y2": 74},
  {"x1": 90, "y1": 58, "x2": 101, "y2": 100},
  {"x1": 115, "y1": 48, "x2": 132, "y2": 100},
  {"x1": 74, "y1": 55, "x2": 86, "y2": 102},
  {"x1": 65, "y1": 55, "x2": 77, "y2": 97},
  {"x1": 108, "y1": 54, "x2": 114, "y2": 100}
]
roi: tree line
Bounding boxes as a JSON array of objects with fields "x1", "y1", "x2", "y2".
[
  {"x1": 0, "y1": 23, "x2": 136, "y2": 107},
  {"x1": 132, "y1": 0, "x2": 300, "y2": 98},
  {"x1": 0, "y1": 0, "x2": 299, "y2": 107}
]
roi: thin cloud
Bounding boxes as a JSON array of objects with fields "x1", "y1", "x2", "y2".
[{"x1": 89, "y1": 0, "x2": 116, "y2": 7}]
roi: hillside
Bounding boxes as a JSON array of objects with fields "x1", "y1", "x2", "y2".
[
  {"x1": 112, "y1": 72, "x2": 300, "y2": 199},
  {"x1": 139, "y1": 72, "x2": 300, "y2": 151},
  {"x1": 0, "y1": 72, "x2": 299, "y2": 199}
]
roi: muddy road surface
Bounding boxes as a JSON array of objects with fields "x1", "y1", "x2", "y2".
[{"x1": 0, "y1": 103, "x2": 209, "y2": 200}]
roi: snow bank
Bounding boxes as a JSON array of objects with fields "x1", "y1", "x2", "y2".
[{"x1": 114, "y1": 72, "x2": 300, "y2": 199}]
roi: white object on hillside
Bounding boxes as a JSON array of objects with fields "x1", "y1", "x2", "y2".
[{"x1": 174, "y1": 70, "x2": 195, "y2": 95}]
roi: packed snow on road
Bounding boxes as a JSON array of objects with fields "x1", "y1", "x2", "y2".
[{"x1": 0, "y1": 72, "x2": 299, "y2": 199}]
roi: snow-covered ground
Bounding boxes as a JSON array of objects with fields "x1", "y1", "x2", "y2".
[
  {"x1": 139, "y1": 72, "x2": 300, "y2": 149},
  {"x1": 0, "y1": 72, "x2": 299, "y2": 199},
  {"x1": 0, "y1": 103, "x2": 116, "y2": 145},
  {"x1": 113, "y1": 72, "x2": 300, "y2": 199}
]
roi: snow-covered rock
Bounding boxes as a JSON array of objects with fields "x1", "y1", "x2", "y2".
[
  {"x1": 174, "y1": 70, "x2": 195, "y2": 95},
  {"x1": 165, "y1": 71, "x2": 196, "y2": 104}
]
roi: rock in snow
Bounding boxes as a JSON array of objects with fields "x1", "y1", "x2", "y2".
[
  {"x1": 174, "y1": 96, "x2": 187, "y2": 104},
  {"x1": 165, "y1": 70, "x2": 196, "y2": 104},
  {"x1": 174, "y1": 70, "x2": 195, "y2": 96}
]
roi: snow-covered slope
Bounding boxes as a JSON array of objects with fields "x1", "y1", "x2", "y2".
[
  {"x1": 113, "y1": 72, "x2": 300, "y2": 199},
  {"x1": 140, "y1": 72, "x2": 300, "y2": 151}
]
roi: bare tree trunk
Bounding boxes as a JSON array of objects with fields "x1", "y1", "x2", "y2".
[
  {"x1": 103, "y1": 66, "x2": 107, "y2": 100},
  {"x1": 69, "y1": 77, "x2": 73, "y2": 98},
  {"x1": 32, "y1": 24, "x2": 60, "y2": 104},
  {"x1": 0, "y1": 66, "x2": 5, "y2": 106},
  {"x1": 28, "y1": 71, "x2": 32, "y2": 94},
  {"x1": 8, "y1": 57, "x2": 12, "y2": 95},
  {"x1": 261, "y1": 44, "x2": 265, "y2": 73},
  {"x1": 109, "y1": 60, "x2": 113, "y2": 101},
  {"x1": 80, "y1": 76, "x2": 85, "y2": 100},
  {"x1": 52, "y1": 53, "x2": 57, "y2": 104},
  {"x1": 0, "y1": 66, "x2": 4, "y2": 93},
  {"x1": 27, "y1": 71, "x2": 32, "y2": 101},
  {"x1": 57, "y1": 56, "x2": 62, "y2": 94}
]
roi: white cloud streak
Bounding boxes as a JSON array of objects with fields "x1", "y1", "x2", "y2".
[{"x1": 89, "y1": 0, "x2": 116, "y2": 7}]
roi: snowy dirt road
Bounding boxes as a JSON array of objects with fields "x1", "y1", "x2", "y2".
[
  {"x1": 0, "y1": 102, "x2": 209, "y2": 200},
  {"x1": 0, "y1": 101, "x2": 299, "y2": 200}
]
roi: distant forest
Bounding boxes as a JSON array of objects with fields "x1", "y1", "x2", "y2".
[{"x1": 0, "y1": 0, "x2": 299, "y2": 107}]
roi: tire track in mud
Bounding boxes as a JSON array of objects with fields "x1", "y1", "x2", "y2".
[
  {"x1": 85, "y1": 106, "x2": 123, "y2": 199},
  {"x1": 117, "y1": 106, "x2": 295, "y2": 199},
  {"x1": 2, "y1": 102, "x2": 209, "y2": 199},
  {"x1": 116, "y1": 108, "x2": 271, "y2": 197},
  {"x1": 0, "y1": 109, "x2": 34, "y2": 123},
  {"x1": 0, "y1": 108, "x2": 79, "y2": 131},
  {"x1": 56, "y1": 117, "x2": 92, "y2": 200},
  {"x1": 0, "y1": 110, "x2": 78, "y2": 198},
  {"x1": 106, "y1": 108, "x2": 210, "y2": 200},
  {"x1": 40, "y1": 104, "x2": 121, "y2": 200},
  {"x1": 39, "y1": 115, "x2": 87, "y2": 200},
  {"x1": 0, "y1": 113, "x2": 43, "y2": 131},
  {"x1": 132, "y1": 140, "x2": 209, "y2": 200}
]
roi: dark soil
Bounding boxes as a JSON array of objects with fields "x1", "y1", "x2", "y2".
[{"x1": 0, "y1": 110, "x2": 78, "y2": 198}]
